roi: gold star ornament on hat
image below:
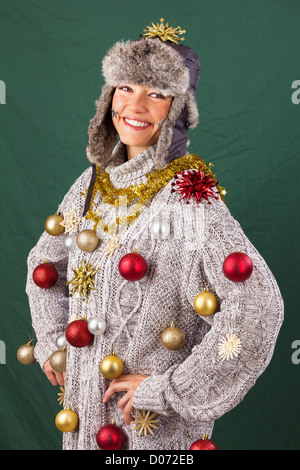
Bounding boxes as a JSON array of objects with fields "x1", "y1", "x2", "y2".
[{"x1": 142, "y1": 18, "x2": 186, "y2": 45}]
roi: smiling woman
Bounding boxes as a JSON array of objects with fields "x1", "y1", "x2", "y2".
[
  {"x1": 111, "y1": 84, "x2": 172, "y2": 159},
  {"x1": 25, "y1": 19, "x2": 284, "y2": 451}
]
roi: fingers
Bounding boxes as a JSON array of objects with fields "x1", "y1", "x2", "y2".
[
  {"x1": 102, "y1": 374, "x2": 149, "y2": 425},
  {"x1": 117, "y1": 392, "x2": 130, "y2": 410},
  {"x1": 43, "y1": 359, "x2": 65, "y2": 386},
  {"x1": 103, "y1": 379, "x2": 129, "y2": 403},
  {"x1": 55, "y1": 371, "x2": 65, "y2": 386},
  {"x1": 122, "y1": 397, "x2": 134, "y2": 426},
  {"x1": 116, "y1": 393, "x2": 134, "y2": 426}
]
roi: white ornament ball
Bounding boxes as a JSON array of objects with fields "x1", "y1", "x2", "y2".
[
  {"x1": 88, "y1": 317, "x2": 106, "y2": 335},
  {"x1": 151, "y1": 217, "x2": 170, "y2": 239},
  {"x1": 55, "y1": 333, "x2": 67, "y2": 349},
  {"x1": 64, "y1": 233, "x2": 76, "y2": 252}
]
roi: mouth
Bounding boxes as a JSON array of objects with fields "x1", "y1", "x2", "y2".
[{"x1": 122, "y1": 117, "x2": 153, "y2": 130}]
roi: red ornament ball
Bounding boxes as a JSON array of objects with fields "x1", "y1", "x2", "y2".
[
  {"x1": 33, "y1": 262, "x2": 58, "y2": 289},
  {"x1": 65, "y1": 319, "x2": 94, "y2": 348},
  {"x1": 96, "y1": 423, "x2": 125, "y2": 450},
  {"x1": 118, "y1": 252, "x2": 147, "y2": 281},
  {"x1": 190, "y1": 434, "x2": 218, "y2": 450},
  {"x1": 223, "y1": 251, "x2": 253, "y2": 282}
]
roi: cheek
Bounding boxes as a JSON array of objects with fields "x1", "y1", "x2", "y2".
[
  {"x1": 159, "y1": 100, "x2": 172, "y2": 120},
  {"x1": 112, "y1": 91, "x2": 129, "y2": 116},
  {"x1": 111, "y1": 93, "x2": 124, "y2": 133},
  {"x1": 112, "y1": 93, "x2": 121, "y2": 112}
]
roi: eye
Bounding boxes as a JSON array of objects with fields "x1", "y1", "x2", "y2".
[
  {"x1": 149, "y1": 91, "x2": 167, "y2": 99},
  {"x1": 118, "y1": 85, "x2": 133, "y2": 92}
]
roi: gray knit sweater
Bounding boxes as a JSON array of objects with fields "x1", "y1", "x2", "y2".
[{"x1": 26, "y1": 144, "x2": 284, "y2": 450}]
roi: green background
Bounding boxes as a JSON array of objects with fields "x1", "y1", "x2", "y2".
[{"x1": 0, "y1": 0, "x2": 299, "y2": 450}]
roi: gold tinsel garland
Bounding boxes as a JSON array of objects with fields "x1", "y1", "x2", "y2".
[{"x1": 81, "y1": 154, "x2": 226, "y2": 232}]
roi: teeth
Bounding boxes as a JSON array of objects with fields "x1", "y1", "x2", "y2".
[{"x1": 124, "y1": 118, "x2": 150, "y2": 128}]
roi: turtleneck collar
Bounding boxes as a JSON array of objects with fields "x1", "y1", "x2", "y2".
[{"x1": 105, "y1": 141, "x2": 157, "y2": 188}]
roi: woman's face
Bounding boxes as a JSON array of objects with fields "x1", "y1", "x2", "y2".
[{"x1": 112, "y1": 83, "x2": 172, "y2": 157}]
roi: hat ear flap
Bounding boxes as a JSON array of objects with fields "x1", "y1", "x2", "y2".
[
  {"x1": 154, "y1": 94, "x2": 189, "y2": 170},
  {"x1": 86, "y1": 84, "x2": 118, "y2": 167},
  {"x1": 185, "y1": 90, "x2": 199, "y2": 129}
]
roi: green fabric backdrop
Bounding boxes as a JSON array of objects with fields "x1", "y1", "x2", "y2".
[{"x1": 0, "y1": 0, "x2": 299, "y2": 450}]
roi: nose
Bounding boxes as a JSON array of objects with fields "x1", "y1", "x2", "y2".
[{"x1": 128, "y1": 90, "x2": 148, "y2": 114}]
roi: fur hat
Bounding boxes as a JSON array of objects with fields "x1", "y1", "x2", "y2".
[{"x1": 86, "y1": 34, "x2": 201, "y2": 170}]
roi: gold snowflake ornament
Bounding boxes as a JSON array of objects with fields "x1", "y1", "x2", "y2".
[
  {"x1": 218, "y1": 332, "x2": 242, "y2": 361},
  {"x1": 143, "y1": 18, "x2": 186, "y2": 45},
  {"x1": 132, "y1": 410, "x2": 160, "y2": 436},
  {"x1": 57, "y1": 386, "x2": 65, "y2": 406},
  {"x1": 59, "y1": 208, "x2": 81, "y2": 233},
  {"x1": 67, "y1": 260, "x2": 99, "y2": 302}
]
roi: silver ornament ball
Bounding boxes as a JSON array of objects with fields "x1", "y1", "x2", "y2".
[
  {"x1": 88, "y1": 317, "x2": 106, "y2": 335},
  {"x1": 151, "y1": 217, "x2": 170, "y2": 239},
  {"x1": 55, "y1": 333, "x2": 67, "y2": 349},
  {"x1": 64, "y1": 233, "x2": 76, "y2": 252}
]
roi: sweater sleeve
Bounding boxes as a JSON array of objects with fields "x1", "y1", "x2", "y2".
[
  {"x1": 132, "y1": 194, "x2": 284, "y2": 422},
  {"x1": 25, "y1": 167, "x2": 92, "y2": 369}
]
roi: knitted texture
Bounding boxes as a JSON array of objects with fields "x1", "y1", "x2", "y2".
[{"x1": 26, "y1": 144, "x2": 284, "y2": 450}]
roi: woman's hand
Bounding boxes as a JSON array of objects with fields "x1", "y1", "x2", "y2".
[
  {"x1": 43, "y1": 358, "x2": 65, "y2": 386},
  {"x1": 103, "y1": 374, "x2": 149, "y2": 426}
]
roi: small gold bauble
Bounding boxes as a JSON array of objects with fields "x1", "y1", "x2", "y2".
[
  {"x1": 49, "y1": 348, "x2": 67, "y2": 372},
  {"x1": 55, "y1": 407, "x2": 78, "y2": 432},
  {"x1": 100, "y1": 354, "x2": 124, "y2": 380},
  {"x1": 17, "y1": 341, "x2": 36, "y2": 365},
  {"x1": 193, "y1": 289, "x2": 218, "y2": 317},
  {"x1": 161, "y1": 323, "x2": 186, "y2": 350},
  {"x1": 76, "y1": 229, "x2": 100, "y2": 252},
  {"x1": 44, "y1": 214, "x2": 65, "y2": 236}
]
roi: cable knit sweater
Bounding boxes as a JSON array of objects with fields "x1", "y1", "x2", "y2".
[{"x1": 25, "y1": 144, "x2": 284, "y2": 450}]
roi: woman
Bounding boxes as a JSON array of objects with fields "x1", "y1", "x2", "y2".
[{"x1": 26, "y1": 20, "x2": 284, "y2": 450}]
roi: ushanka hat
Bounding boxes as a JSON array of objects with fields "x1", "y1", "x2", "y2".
[{"x1": 86, "y1": 19, "x2": 201, "y2": 170}]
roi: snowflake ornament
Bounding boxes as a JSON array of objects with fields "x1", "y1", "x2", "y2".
[
  {"x1": 218, "y1": 332, "x2": 242, "y2": 361},
  {"x1": 57, "y1": 386, "x2": 65, "y2": 406},
  {"x1": 132, "y1": 410, "x2": 160, "y2": 437},
  {"x1": 59, "y1": 208, "x2": 81, "y2": 233},
  {"x1": 102, "y1": 235, "x2": 120, "y2": 259}
]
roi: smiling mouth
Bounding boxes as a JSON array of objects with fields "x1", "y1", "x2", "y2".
[{"x1": 123, "y1": 117, "x2": 153, "y2": 129}]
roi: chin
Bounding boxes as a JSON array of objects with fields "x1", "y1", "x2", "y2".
[{"x1": 119, "y1": 134, "x2": 159, "y2": 149}]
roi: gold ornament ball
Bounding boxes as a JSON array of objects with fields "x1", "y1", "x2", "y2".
[
  {"x1": 193, "y1": 290, "x2": 218, "y2": 317},
  {"x1": 76, "y1": 229, "x2": 100, "y2": 252},
  {"x1": 161, "y1": 324, "x2": 186, "y2": 350},
  {"x1": 55, "y1": 407, "x2": 78, "y2": 432},
  {"x1": 100, "y1": 354, "x2": 124, "y2": 380},
  {"x1": 49, "y1": 348, "x2": 67, "y2": 373},
  {"x1": 44, "y1": 214, "x2": 65, "y2": 236},
  {"x1": 17, "y1": 341, "x2": 36, "y2": 365}
]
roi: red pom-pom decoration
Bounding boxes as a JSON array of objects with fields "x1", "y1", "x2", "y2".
[
  {"x1": 223, "y1": 251, "x2": 253, "y2": 282},
  {"x1": 190, "y1": 433, "x2": 218, "y2": 450},
  {"x1": 118, "y1": 252, "x2": 147, "y2": 281},
  {"x1": 65, "y1": 319, "x2": 94, "y2": 348},
  {"x1": 96, "y1": 423, "x2": 125, "y2": 450},
  {"x1": 33, "y1": 262, "x2": 58, "y2": 289}
]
